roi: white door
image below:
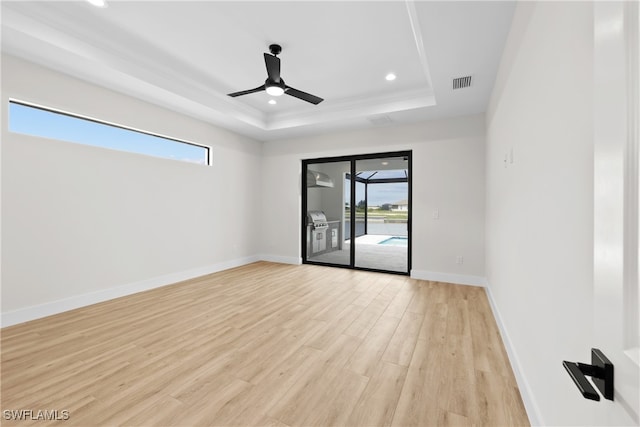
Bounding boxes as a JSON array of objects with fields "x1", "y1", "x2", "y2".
[{"x1": 593, "y1": 2, "x2": 639, "y2": 425}]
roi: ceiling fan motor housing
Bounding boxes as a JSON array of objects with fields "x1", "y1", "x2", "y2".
[{"x1": 266, "y1": 77, "x2": 285, "y2": 88}]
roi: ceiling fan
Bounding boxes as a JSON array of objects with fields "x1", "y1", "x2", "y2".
[{"x1": 227, "y1": 44, "x2": 324, "y2": 105}]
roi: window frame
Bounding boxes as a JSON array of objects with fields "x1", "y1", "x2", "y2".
[{"x1": 8, "y1": 99, "x2": 212, "y2": 166}]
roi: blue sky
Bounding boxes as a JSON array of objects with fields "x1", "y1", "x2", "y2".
[
  {"x1": 355, "y1": 170, "x2": 408, "y2": 206},
  {"x1": 9, "y1": 102, "x2": 208, "y2": 164},
  {"x1": 366, "y1": 182, "x2": 408, "y2": 206}
]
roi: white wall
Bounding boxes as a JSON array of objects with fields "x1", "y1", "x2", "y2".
[
  {"x1": 486, "y1": 2, "x2": 594, "y2": 425},
  {"x1": 260, "y1": 115, "x2": 486, "y2": 283},
  {"x1": 1, "y1": 55, "x2": 263, "y2": 324}
]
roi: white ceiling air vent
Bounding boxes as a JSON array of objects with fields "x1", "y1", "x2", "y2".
[
  {"x1": 368, "y1": 115, "x2": 393, "y2": 126},
  {"x1": 452, "y1": 75, "x2": 472, "y2": 90}
]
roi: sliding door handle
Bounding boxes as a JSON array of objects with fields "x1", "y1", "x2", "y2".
[
  {"x1": 562, "y1": 348, "x2": 614, "y2": 401},
  {"x1": 563, "y1": 361, "x2": 601, "y2": 400}
]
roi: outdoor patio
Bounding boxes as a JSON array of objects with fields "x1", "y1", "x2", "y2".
[{"x1": 307, "y1": 234, "x2": 408, "y2": 273}]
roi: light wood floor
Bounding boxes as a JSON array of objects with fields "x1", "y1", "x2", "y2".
[{"x1": 1, "y1": 262, "x2": 529, "y2": 426}]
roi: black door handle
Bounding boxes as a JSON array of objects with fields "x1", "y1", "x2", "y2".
[{"x1": 563, "y1": 348, "x2": 614, "y2": 401}]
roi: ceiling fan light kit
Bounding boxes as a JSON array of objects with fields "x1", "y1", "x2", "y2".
[
  {"x1": 228, "y1": 44, "x2": 324, "y2": 105},
  {"x1": 266, "y1": 84, "x2": 285, "y2": 97}
]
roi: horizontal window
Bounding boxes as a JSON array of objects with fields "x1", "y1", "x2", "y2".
[{"x1": 8, "y1": 100, "x2": 210, "y2": 165}]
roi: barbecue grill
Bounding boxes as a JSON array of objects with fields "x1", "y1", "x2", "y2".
[{"x1": 307, "y1": 211, "x2": 329, "y2": 253}]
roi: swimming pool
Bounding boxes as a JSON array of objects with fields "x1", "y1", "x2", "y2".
[{"x1": 378, "y1": 237, "x2": 408, "y2": 246}]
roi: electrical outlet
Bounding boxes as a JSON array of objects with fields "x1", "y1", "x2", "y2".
[
  {"x1": 432, "y1": 209, "x2": 439, "y2": 220},
  {"x1": 456, "y1": 256, "x2": 464, "y2": 265}
]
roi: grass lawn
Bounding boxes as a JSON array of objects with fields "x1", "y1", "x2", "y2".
[{"x1": 346, "y1": 208, "x2": 408, "y2": 221}]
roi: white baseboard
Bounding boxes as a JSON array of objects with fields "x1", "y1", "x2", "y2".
[
  {"x1": 1, "y1": 255, "x2": 261, "y2": 328},
  {"x1": 410, "y1": 269, "x2": 488, "y2": 287},
  {"x1": 484, "y1": 284, "x2": 543, "y2": 426},
  {"x1": 259, "y1": 254, "x2": 302, "y2": 265}
]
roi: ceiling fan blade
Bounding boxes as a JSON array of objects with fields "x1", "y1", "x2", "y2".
[
  {"x1": 284, "y1": 86, "x2": 324, "y2": 105},
  {"x1": 228, "y1": 85, "x2": 265, "y2": 97},
  {"x1": 264, "y1": 53, "x2": 281, "y2": 82}
]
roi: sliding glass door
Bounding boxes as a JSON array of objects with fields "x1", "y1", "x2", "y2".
[
  {"x1": 304, "y1": 160, "x2": 351, "y2": 266},
  {"x1": 353, "y1": 156, "x2": 409, "y2": 273},
  {"x1": 302, "y1": 151, "x2": 411, "y2": 275}
]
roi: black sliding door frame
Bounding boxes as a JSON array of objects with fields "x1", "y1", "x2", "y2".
[{"x1": 301, "y1": 150, "x2": 412, "y2": 275}]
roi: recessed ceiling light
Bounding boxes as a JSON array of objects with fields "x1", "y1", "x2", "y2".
[
  {"x1": 86, "y1": 0, "x2": 108, "y2": 7},
  {"x1": 381, "y1": 161, "x2": 389, "y2": 166},
  {"x1": 385, "y1": 73, "x2": 396, "y2": 81},
  {"x1": 268, "y1": 99, "x2": 277, "y2": 105}
]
